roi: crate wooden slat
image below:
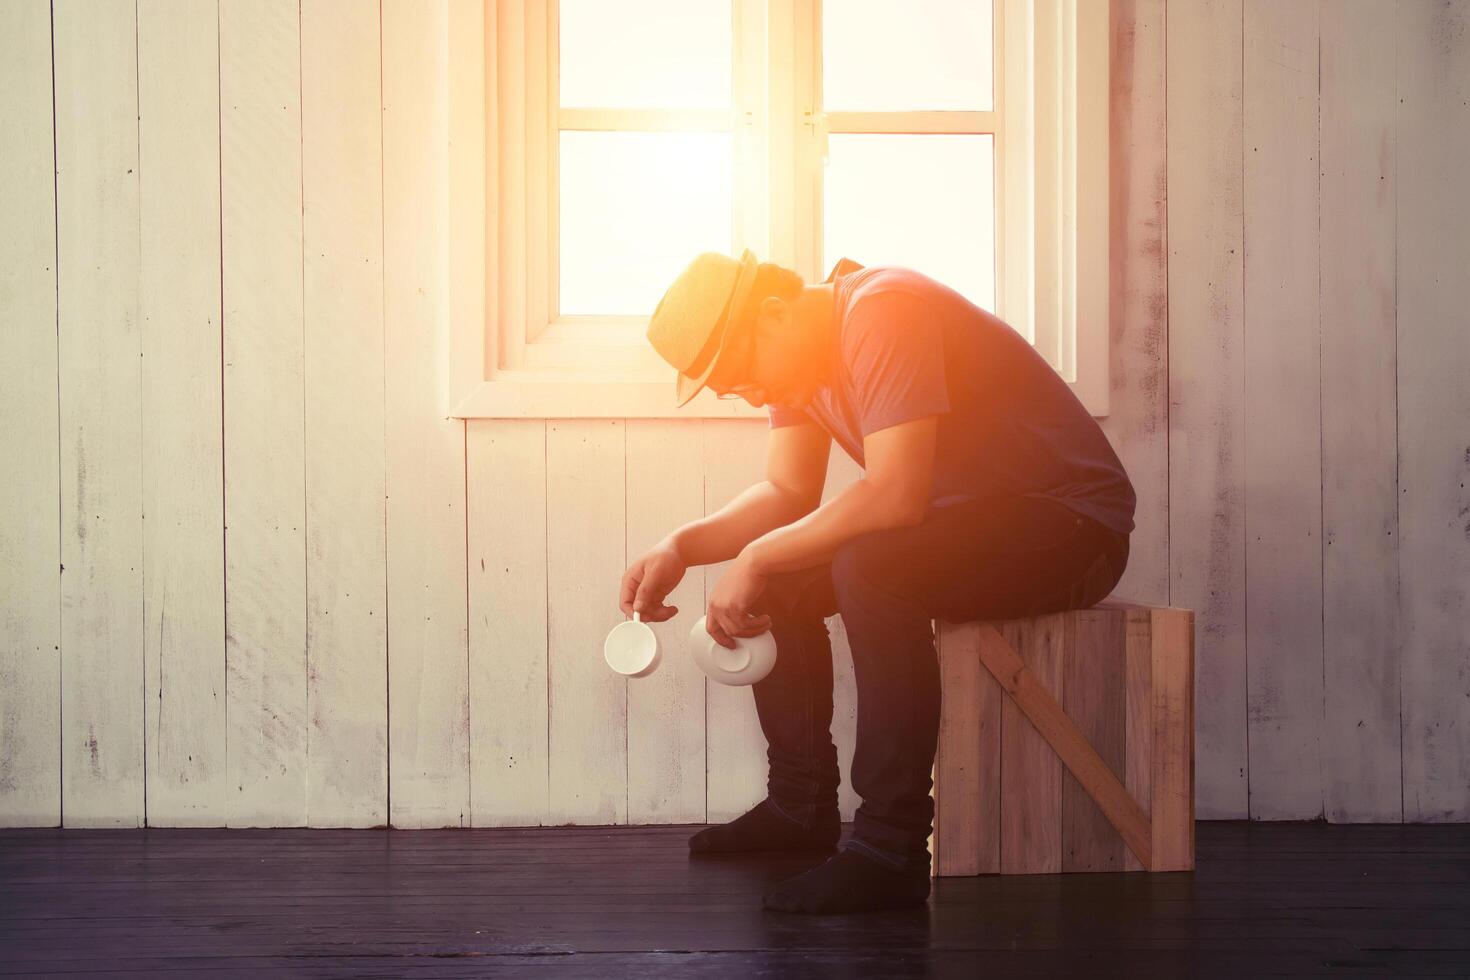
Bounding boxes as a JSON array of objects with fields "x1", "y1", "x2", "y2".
[{"x1": 929, "y1": 599, "x2": 1194, "y2": 876}]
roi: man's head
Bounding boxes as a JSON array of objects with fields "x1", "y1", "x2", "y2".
[
  {"x1": 647, "y1": 250, "x2": 836, "y2": 409},
  {"x1": 704, "y1": 261, "x2": 834, "y2": 409}
]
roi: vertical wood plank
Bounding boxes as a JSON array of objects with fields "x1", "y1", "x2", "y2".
[
  {"x1": 1062, "y1": 609, "x2": 1127, "y2": 871},
  {"x1": 546, "y1": 420, "x2": 626, "y2": 824},
  {"x1": 624, "y1": 421, "x2": 707, "y2": 824},
  {"x1": 446, "y1": 0, "x2": 488, "y2": 413},
  {"x1": 301, "y1": 0, "x2": 387, "y2": 827},
  {"x1": 382, "y1": 0, "x2": 470, "y2": 829},
  {"x1": 496, "y1": 0, "x2": 526, "y2": 370},
  {"x1": 998, "y1": 615, "x2": 1066, "y2": 874},
  {"x1": 0, "y1": 0, "x2": 61, "y2": 828},
  {"x1": 700, "y1": 420, "x2": 770, "y2": 822},
  {"x1": 1396, "y1": 0, "x2": 1470, "y2": 822},
  {"x1": 976, "y1": 624, "x2": 1004, "y2": 874},
  {"x1": 220, "y1": 0, "x2": 308, "y2": 827},
  {"x1": 467, "y1": 420, "x2": 549, "y2": 826},
  {"x1": 137, "y1": 0, "x2": 226, "y2": 826},
  {"x1": 1166, "y1": 0, "x2": 1248, "y2": 820},
  {"x1": 1319, "y1": 0, "x2": 1401, "y2": 823},
  {"x1": 821, "y1": 448, "x2": 864, "y2": 821},
  {"x1": 932, "y1": 622, "x2": 986, "y2": 876},
  {"x1": 1100, "y1": 0, "x2": 1170, "y2": 607},
  {"x1": 54, "y1": 0, "x2": 144, "y2": 828},
  {"x1": 1242, "y1": 0, "x2": 1323, "y2": 820},
  {"x1": 1151, "y1": 608, "x2": 1196, "y2": 869},
  {"x1": 1123, "y1": 608, "x2": 1154, "y2": 870}
]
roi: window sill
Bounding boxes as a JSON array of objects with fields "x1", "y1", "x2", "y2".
[
  {"x1": 450, "y1": 317, "x2": 774, "y2": 420},
  {"x1": 449, "y1": 370, "x2": 1106, "y2": 421},
  {"x1": 448, "y1": 316, "x2": 1109, "y2": 420}
]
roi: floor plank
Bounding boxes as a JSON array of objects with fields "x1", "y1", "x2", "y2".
[{"x1": 1, "y1": 822, "x2": 1466, "y2": 978}]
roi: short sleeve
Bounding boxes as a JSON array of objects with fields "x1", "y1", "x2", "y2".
[
  {"x1": 768, "y1": 403, "x2": 809, "y2": 429},
  {"x1": 845, "y1": 290, "x2": 951, "y2": 438}
]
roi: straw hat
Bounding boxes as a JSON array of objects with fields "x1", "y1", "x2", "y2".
[{"x1": 646, "y1": 248, "x2": 760, "y2": 407}]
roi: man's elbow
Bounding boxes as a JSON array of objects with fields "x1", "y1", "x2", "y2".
[{"x1": 772, "y1": 482, "x2": 822, "y2": 523}]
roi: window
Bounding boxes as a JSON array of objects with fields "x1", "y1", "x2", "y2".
[{"x1": 446, "y1": 0, "x2": 1111, "y2": 419}]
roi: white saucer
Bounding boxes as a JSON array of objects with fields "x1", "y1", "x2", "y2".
[{"x1": 689, "y1": 615, "x2": 777, "y2": 686}]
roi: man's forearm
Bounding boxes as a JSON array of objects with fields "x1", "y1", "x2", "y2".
[
  {"x1": 660, "y1": 481, "x2": 815, "y2": 567},
  {"x1": 743, "y1": 478, "x2": 918, "y2": 576}
]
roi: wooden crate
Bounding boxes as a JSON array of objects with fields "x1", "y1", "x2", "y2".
[{"x1": 928, "y1": 599, "x2": 1194, "y2": 876}]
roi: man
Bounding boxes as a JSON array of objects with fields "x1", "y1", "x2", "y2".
[{"x1": 623, "y1": 248, "x2": 1135, "y2": 914}]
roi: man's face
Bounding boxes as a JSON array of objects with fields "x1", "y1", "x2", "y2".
[{"x1": 707, "y1": 298, "x2": 821, "y2": 409}]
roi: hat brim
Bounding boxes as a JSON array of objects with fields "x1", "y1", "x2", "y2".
[{"x1": 674, "y1": 249, "x2": 759, "y2": 408}]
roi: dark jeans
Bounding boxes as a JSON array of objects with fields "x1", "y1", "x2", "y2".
[{"x1": 747, "y1": 493, "x2": 1129, "y2": 872}]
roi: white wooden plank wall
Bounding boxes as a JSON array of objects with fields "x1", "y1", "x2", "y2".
[
  {"x1": 138, "y1": 0, "x2": 226, "y2": 827},
  {"x1": 701, "y1": 421, "x2": 778, "y2": 821},
  {"x1": 545, "y1": 420, "x2": 625, "y2": 823},
  {"x1": 1242, "y1": 0, "x2": 1323, "y2": 820},
  {"x1": 0, "y1": 0, "x2": 62, "y2": 827},
  {"x1": 300, "y1": 0, "x2": 388, "y2": 828},
  {"x1": 466, "y1": 421, "x2": 547, "y2": 826},
  {"x1": 1320, "y1": 0, "x2": 1400, "y2": 823},
  {"x1": 1167, "y1": 0, "x2": 1249, "y2": 820},
  {"x1": 1099, "y1": 0, "x2": 1169, "y2": 609},
  {"x1": 1395, "y1": 0, "x2": 1470, "y2": 821},
  {"x1": 1, "y1": 0, "x2": 1466, "y2": 829},
  {"x1": 625, "y1": 421, "x2": 706, "y2": 824},
  {"x1": 219, "y1": 0, "x2": 308, "y2": 828},
  {"x1": 382, "y1": 0, "x2": 470, "y2": 830},
  {"x1": 819, "y1": 451, "x2": 866, "y2": 821},
  {"x1": 54, "y1": 0, "x2": 145, "y2": 828}
]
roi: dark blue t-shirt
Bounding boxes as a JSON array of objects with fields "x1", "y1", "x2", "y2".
[{"x1": 768, "y1": 258, "x2": 1136, "y2": 536}]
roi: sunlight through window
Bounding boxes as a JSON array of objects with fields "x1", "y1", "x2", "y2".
[
  {"x1": 824, "y1": 133, "x2": 996, "y2": 314},
  {"x1": 559, "y1": 0, "x2": 732, "y2": 109},
  {"x1": 823, "y1": 0, "x2": 994, "y2": 111},
  {"x1": 558, "y1": 131, "x2": 733, "y2": 316}
]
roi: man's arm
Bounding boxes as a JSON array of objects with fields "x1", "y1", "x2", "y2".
[
  {"x1": 659, "y1": 479, "x2": 812, "y2": 566},
  {"x1": 657, "y1": 418, "x2": 833, "y2": 566},
  {"x1": 743, "y1": 415, "x2": 939, "y2": 575}
]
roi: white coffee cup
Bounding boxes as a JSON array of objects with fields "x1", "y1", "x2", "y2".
[{"x1": 603, "y1": 610, "x2": 661, "y2": 677}]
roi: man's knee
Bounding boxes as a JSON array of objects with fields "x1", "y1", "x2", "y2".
[
  {"x1": 830, "y1": 530, "x2": 899, "y2": 597},
  {"x1": 754, "y1": 564, "x2": 836, "y2": 621}
]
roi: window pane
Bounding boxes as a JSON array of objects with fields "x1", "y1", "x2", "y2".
[
  {"x1": 559, "y1": 131, "x2": 732, "y2": 316},
  {"x1": 822, "y1": 0, "x2": 993, "y2": 111},
  {"x1": 560, "y1": 0, "x2": 732, "y2": 109},
  {"x1": 823, "y1": 133, "x2": 995, "y2": 313}
]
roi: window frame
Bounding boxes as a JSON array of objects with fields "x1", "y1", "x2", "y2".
[{"x1": 446, "y1": 0, "x2": 1110, "y2": 420}]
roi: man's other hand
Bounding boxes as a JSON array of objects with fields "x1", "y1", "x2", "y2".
[
  {"x1": 704, "y1": 551, "x2": 772, "y2": 649},
  {"x1": 619, "y1": 542, "x2": 687, "y2": 622}
]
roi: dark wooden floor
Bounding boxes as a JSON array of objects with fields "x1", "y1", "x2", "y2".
[{"x1": 1, "y1": 820, "x2": 1466, "y2": 978}]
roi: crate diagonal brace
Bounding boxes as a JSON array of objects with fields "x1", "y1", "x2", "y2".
[{"x1": 974, "y1": 623, "x2": 1154, "y2": 870}]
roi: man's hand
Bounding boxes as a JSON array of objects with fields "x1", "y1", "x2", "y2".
[
  {"x1": 619, "y1": 541, "x2": 687, "y2": 621},
  {"x1": 704, "y1": 550, "x2": 772, "y2": 650}
]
